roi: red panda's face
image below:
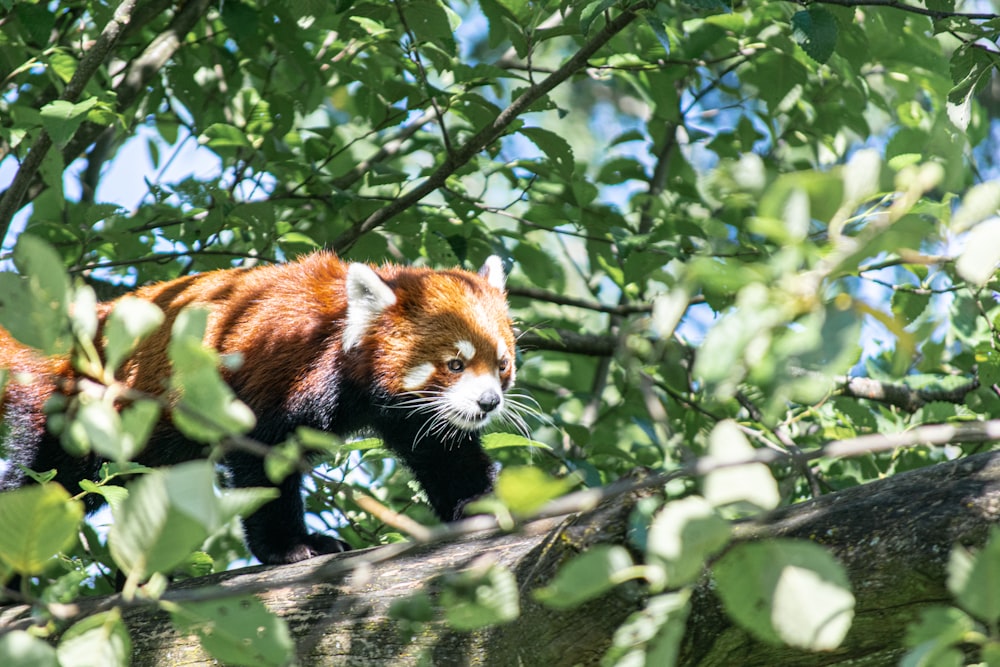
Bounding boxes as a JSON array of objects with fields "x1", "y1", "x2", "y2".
[{"x1": 342, "y1": 258, "x2": 517, "y2": 435}]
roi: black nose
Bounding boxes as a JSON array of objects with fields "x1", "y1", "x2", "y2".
[{"x1": 477, "y1": 391, "x2": 501, "y2": 413}]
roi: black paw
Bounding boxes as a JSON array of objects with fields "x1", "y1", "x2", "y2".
[{"x1": 260, "y1": 534, "x2": 351, "y2": 565}]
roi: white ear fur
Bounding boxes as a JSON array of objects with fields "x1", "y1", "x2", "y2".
[
  {"x1": 478, "y1": 255, "x2": 506, "y2": 290},
  {"x1": 342, "y1": 263, "x2": 397, "y2": 351}
]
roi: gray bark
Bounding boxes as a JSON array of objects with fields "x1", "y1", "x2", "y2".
[{"x1": 2, "y1": 451, "x2": 999, "y2": 666}]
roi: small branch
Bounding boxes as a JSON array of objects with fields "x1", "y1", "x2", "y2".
[
  {"x1": 507, "y1": 285, "x2": 655, "y2": 315},
  {"x1": 516, "y1": 330, "x2": 616, "y2": 356},
  {"x1": 341, "y1": 487, "x2": 434, "y2": 542},
  {"x1": 538, "y1": 418, "x2": 1000, "y2": 522},
  {"x1": 736, "y1": 390, "x2": 823, "y2": 498},
  {"x1": 839, "y1": 376, "x2": 980, "y2": 412},
  {"x1": 800, "y1": 0, "x2": 1000, "y2": 21}
]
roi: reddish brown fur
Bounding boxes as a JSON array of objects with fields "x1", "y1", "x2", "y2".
[{"x1": 0, "y1": 251, "x2": 516, "y2": 565}]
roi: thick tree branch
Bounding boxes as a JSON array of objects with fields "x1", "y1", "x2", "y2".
[{"x1": 4, "y1": 451, "x2": 1000, "y2": 666}]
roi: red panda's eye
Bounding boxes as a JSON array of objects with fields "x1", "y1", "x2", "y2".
[
  {"x1": 447, "y1": 359, "x2": 465, "y2": 373},
  {"x1": 498, "y1": 358, "x2": 509, "y2": 372}
]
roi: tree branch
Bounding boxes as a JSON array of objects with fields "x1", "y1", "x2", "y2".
[
  {"x1": 507, "y1": 285, "x2": 656, "y2": 315},
  {"x1": 331, "y1": 6, "x2": 645, "y2": 252},
  {"x1": 0, "y1": 0, "x2": 139, "y2": 243},
  {"x1": 804, "y1": 0, "x2": 1000, "y2": 21},
  {"x1": 5, "y1": 450, "x2": 1000, "y2": 666},
  {"x1": 839, "y1": 375, "x2": 980, "y2": 412},
  {"x1": 0, "y1": 0, "x2": 212, "y2": 242}
]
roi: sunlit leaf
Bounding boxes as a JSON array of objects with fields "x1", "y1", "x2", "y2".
[
  {"x1": 0, "y1": 630, "x2": 59, "y2": 667},
  {"x1": 440, "y1": 562, "x2": 520, "y2": 630},
  {"x1": 0, "y1": 484, "x2": 84, "y2": 574},
  {"x1": 494, "y1": 466, "x2": 575, "y2": 515},
  {"x1": 646, "y1": 496, "x2": 731, "y2": 586},
  {"x1": 534, "y1": 545, "x2": 635, "y2": 609},
  {"x1": 169, "y1": 597, "x2": 293, "y2": 667},
  {"x1": 702, "y1": 420, "x2": 780, "y2": 512},
  {"x1": 57, "y1": 611, "x2": 131, "y2": 667},
  {"x1": 713, "y1": 540, "x2": 854, "y2": 650}
]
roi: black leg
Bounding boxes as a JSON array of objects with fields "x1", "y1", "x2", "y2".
[
  {"x1": 387, "y1": 430, "x2": 496, "y2": 522},
  {"x1": 224, "y1": 450, "x2": 348, "y2": 564}
]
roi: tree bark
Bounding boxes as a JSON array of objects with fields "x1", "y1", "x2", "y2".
[
  {"x1": 2, "y1": 451, "x2": 999, "y2": 666},
  {"x1": 682, "y1": 449, "x2": 1000, "y2": 666}
]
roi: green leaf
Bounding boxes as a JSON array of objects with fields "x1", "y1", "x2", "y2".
[
  {"x1": 169, "y1": 597, "x2": 294, "y2": 667},
  {"x1": 646, "y1": 496, "x2": 731, "y2": 587},
  {"x1": 0, "y1": 630, "x2": 59, "y2": 667},
  {"x1": 902, "y1": 606, "x2": 973, "y2": 667},
  {"x1": 702, "y1": 420, "x2": 780, "y2": 512},
  {"x1": 791, "y1": 8, "x2": 838, "y2": 64},
  {"x1": 534, "y1": 545, "x2": 635, "y2": 609},
  {"x1": 78, "y1": 479, "x2": 130, "y2": 511},
  {"x1": 47, "y1": 51, "x2": 78, "y2": 84},
  {"x1": 892, "y1": 290, "x2": 931, "y2": 326},
  {"x1": 481, "y1": 433, "x2": 551, "y2": 450},
  {"x1": 948, "y1": 44, "x2": 996, "y2": 131},
  {"x1": 494, "y1": 466, "x2": 575, "y2": 515},
  {"x1": 39, "y1": 98, "x2": 99, "y2": 148},
  {"x1": 104, "y1": 297, "x2": 165, "y2": 375},
  {"x1": 0, "y1": 235, "x2": 72, "y2": 354},
  {"x1": 440, "y1": 562, "x2": 520, "y2": 630},
  {"x1": 0, "y1": 484, "x2": 84, "y2": 574},
  {"x1": 602, "y1": 591, "x2": 690, "y2": 667},
  {"x1": 948, "y1": 528, "x2": 1000, "y2": 622},
  {"x1": 956, "y1": 218, "x2": 1000, "y2": 285},
  {"x1": 519, "y1": 126, "x2": 576, "y2": 176},
  {"x1": 713, "y1": 539, "x2": 855, "y2": 650},
  {"x1": 405, "y1": 0, "x2": 457, "y2": 52},
  {"x1": 109, "y1": 461, "x2": 276, "y2": 578},
  {"x1": 199, "y1": 123, "x2": 252, "y2": 149},
  {"x1": 168, "y1": 308, "x2": 256, "y2": 442},
  {"x1": 108, "y1": 467, "x2": 207, "y2": 578},
  {"x1": 741, "y1": 51, "x2": 808, "y2": 113},
  {"x1": 952, "y1": 180, "x2": 1000, "y2": 232},
  {"x1": 57, "y1": 611, "x2": 132, "y2": 667}
]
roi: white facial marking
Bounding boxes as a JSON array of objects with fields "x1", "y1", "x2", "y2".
[
  {"x1": 455, "y1": 340, "x2": 476, "y2": 360},
  {"x1": 442, "y1": 370, "x2": 505, "y2": 431},
  {"x1": 402, "y1": 363, "x2": 435, "y2": 391},
  {"x1": 496, "y1": 338, "x2": 508, "y2": 362}
]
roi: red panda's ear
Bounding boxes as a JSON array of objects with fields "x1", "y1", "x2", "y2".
[
  {"x1": 343, "y1": 263, "x2": 397, "y2": 351},
  {"x1": 479, "y1": 255, "x2": 506, "y2": 290}
]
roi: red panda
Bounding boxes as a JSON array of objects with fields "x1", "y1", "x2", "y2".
[{"x1": 0, "y1": 251, "x2": 518, "y2": 565}]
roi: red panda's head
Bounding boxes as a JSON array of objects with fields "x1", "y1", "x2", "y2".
[{"x1": 342, "y1": 257, "x2": 516, "y2": 435}]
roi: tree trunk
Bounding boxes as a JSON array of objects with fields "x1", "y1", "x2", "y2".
[{"x1": 3, "y1": 451, "x2": 999, "y2": 666}]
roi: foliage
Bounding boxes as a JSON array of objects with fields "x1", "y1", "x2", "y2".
[{"x1": 3, "y1": 0, "x2": 1000, "y2": 663}]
